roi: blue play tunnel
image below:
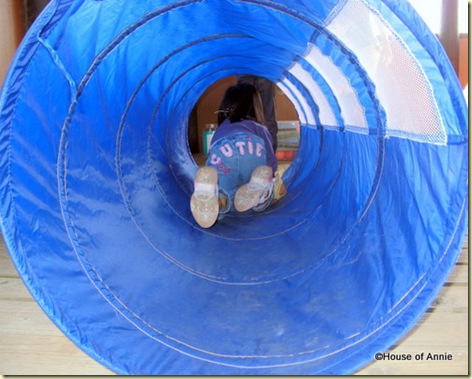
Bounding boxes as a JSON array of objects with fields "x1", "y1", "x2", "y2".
[{"x1": 0, "y1": 0, "x2": 467, "y2": 374}]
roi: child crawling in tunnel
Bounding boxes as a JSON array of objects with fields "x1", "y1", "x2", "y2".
[{"x1": 190, "y1": 82, "x2": 284, "y2": 228}]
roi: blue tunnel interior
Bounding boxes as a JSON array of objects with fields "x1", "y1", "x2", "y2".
[{"x1": 0, "y1": 0, "x2": 468, "y2": 375}]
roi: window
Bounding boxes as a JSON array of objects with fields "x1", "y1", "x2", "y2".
[{"x1": 407, "y1": 0, "x2": 468, "y2": 34}]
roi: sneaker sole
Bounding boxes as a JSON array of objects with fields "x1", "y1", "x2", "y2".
[
  {"x1": 234, "y1": 165, "x2": 273, "y2": 212},
  {"x1": 190, "y1": 167, "x2": 219, "y2": 228}
]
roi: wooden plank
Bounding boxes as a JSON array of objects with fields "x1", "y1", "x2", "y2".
[
  {"x1": 445, "y1": 261, "x2": 468, "y2": 284},
  {"x1": 397, "y1": 311, "x2": 467, "y2": 349},
  {"x1": 0, "y1": 300, "x2": 63, "y2": 336},
  {"x1": 462, "y1": 235, "x2": 469, "y2": 249},
  {"x1": 457, "y1": 244, "x2": 468, "y2": 264},
  {"x1": 0, "y1": 333, "x2": 113, "y2": 375},
  {"x1": 358, "y1": 326, "x2": 468, "y2": 375},
  {"x1": 0, "y1": 240, "x2": 17, "y2": 278},
  {"x1": 429, "y1": 285, "x2": 468, "y2": 313},
  {"x1": 357, "y1": 281, "x2": 468, "y2": 375},
  {"x1": 0, "y1": 298, "x2": 113, "y2": 375},
  {"x1": 0, "y1": 277, "x2": 33, "y2": 301}
]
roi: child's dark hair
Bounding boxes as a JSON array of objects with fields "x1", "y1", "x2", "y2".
[{"x1": 217, "y1": 83, "x2": 265, "y2": 126}]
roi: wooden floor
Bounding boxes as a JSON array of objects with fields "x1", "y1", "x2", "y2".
[{"x1": 0, "y1": 233, "x2": 468, "y2": 375}]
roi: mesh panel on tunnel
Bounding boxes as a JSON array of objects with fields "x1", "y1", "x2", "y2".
[{"x1": 327, "y1": 0, "x2": 448, "y2": 144}]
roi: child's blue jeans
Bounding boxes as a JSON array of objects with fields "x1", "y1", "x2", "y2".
[{"x1": 205, "y1": 132, "x2": 269, "y2": 214}]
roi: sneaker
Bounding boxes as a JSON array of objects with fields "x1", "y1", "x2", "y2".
[
  {"x1": 190, "y1": 167, "x2": 219, "y2": 228},
  {"x1": 234, "y1": 165, "x2": 273, "y2": 212}
]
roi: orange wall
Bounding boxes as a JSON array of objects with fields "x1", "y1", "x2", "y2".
[
  {"x1": 0, "y1": 1, "x2": 25, "y2": 88},
  {"x1": 458, "y1": 35, "x2": 468, "y2": 88}
]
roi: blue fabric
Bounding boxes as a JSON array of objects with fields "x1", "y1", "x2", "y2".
[{"x1": 0, "y1": 0, "x2": 467, "y2": 375}]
